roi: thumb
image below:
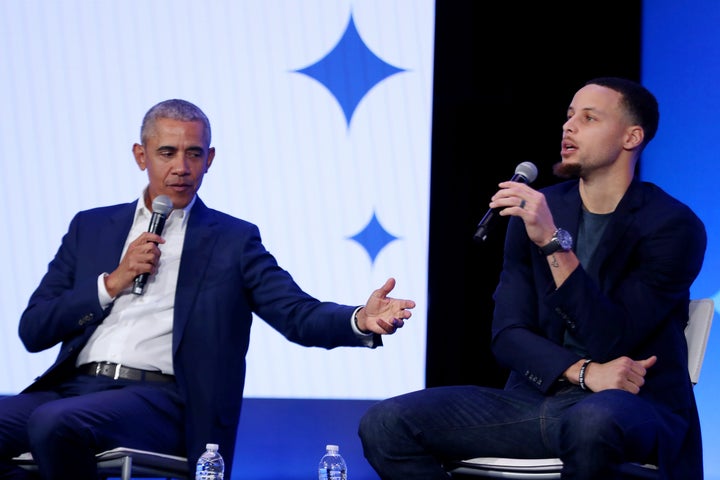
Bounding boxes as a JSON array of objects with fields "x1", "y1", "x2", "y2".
[
  {"x1": 376, "y1": 277, "x2": 396, "y2": 298},
  {"x1": 639, "y1": 355, "x2": 658, "y2": 369}
]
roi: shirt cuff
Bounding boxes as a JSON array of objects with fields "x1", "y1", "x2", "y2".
[
  {"x1": 351, "y1": 306, "x2": 374, "y2": 345},
  {"x1": 97, "y1": 273, "x2": 114, "y2": 308}
]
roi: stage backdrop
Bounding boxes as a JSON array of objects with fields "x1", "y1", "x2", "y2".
[
  {"x1": 0, "y1": 1, "x2": 433, "y2": 402},
  {"x1": 642, "y1": 1, "x2": 720, "y2": 478},
  {"x1": 3, "y1": 1, "x2": 719, "y2": 479},
  {"x1": 1, "y1": 3, "x2": 433, "y2": 476}
]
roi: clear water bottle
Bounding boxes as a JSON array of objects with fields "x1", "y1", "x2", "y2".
[
  {"x1": 195, "y1": 442, "x2": 225, "y2": 480},
  {"x1": 318, "y1": 444, "x2": 347, "y2": 480}
]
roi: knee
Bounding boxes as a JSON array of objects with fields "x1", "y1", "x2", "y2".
[
  {"x1": 561, "y1": 400, "x2": 619, "y2": 449},
  {"x1": 26, "y1": 403, "x2": 80, "y2": 446},
  {"x1": 358, "y1": 398, "x2": 406, "y2": 445}
]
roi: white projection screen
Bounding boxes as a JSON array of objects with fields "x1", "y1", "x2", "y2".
[{"x1": 0, "y1": 0, "x2": 434, "y2": 400}]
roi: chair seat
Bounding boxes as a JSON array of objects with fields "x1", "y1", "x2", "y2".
[
  {"x1": 96, "y1": 447, "x2": 189, "y2": 478},
  {"x1": 448, "y1": 457, "x2": 562, "y2": 479},
  {"x1": 13, "y1": 447, "x2": 189, "y2": 480},
  {"x1": 448, "y1": 457, "x2": 659, "y2": 479}
]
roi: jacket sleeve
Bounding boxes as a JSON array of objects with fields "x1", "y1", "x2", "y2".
[{"x1": 19, "y1": 212, "x2": 110, "y2": 353}]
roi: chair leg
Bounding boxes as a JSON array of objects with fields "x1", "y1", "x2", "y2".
[{"x1": 121, "y1": 455, "x2": 132, "y2": 480}]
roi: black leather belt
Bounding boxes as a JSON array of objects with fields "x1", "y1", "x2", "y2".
[{"x1": 80, "y1": 362, "x2": 175, "y2": 383}]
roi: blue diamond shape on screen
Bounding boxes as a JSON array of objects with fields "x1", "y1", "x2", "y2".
[
  {"x1": 349, "y1": 212, "x2": 399, "y2": 264},
  {"x1": 293, "y1": 13, "x2": 405, "y2": 127}
]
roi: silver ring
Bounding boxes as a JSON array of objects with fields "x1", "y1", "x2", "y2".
[{"x1": 519, "y1": 199, "x2": 526, "y2": 209}]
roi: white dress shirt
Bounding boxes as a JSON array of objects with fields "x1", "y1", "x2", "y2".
[
  {"x1": 76, "y1": 191, "x2": 372, "y2": 373},
  {"x1": 75, "y1": 192, "x2": 195, "y2": 374}
]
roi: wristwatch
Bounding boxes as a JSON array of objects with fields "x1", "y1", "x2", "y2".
[{"x1": 539, "y1": 228, "x2": 572, "y2": 255}]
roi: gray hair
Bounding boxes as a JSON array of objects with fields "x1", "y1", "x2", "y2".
[{"x1": 140, "y1": 99, "x2": 211, "y2": 146}]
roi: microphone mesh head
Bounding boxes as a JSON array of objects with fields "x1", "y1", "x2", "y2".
[
  {"x1": 515, "y1": 161, "x2": 538, "y2": 183},
  {"x1": 151, "y1": 195, "x2": 174, "y2": 215}
]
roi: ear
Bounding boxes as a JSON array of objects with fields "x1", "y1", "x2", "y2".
[
  {"x1": 624, "y1": 125, "x2": 644, "y2": 150},
  {"x1": 205, "y1": 147, "x2": 216, "y2": 173},
  {"x1": 132, "y1": 143, "x2": 146, "y2": 170}
]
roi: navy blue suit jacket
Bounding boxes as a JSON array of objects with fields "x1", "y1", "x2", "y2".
[
  {"x1": 18, "y1": 196, "x2": 380, "y2": 475},
  {"x1": 492, "y1": 179, "x2": 706, "y2": 479}
]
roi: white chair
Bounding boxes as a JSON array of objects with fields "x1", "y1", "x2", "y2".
[
  {"x1": 446, "y1": 298, "x2": 715, "y2": 479},
  {"x1": 13, "y1": 447, "x2": 188, "y2": 480}
]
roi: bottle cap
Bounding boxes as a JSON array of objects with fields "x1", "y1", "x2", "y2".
[
  {"x1": 206, "y1": 443, "x2": 219, "y2": 451},
  {"x1": 326, "y1": 444, "x2": 339, "y2": 453}
]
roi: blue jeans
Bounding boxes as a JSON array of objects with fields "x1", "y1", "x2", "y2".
[{"x1": 358, "y1": 383, "x2": 659, "y2": 479}]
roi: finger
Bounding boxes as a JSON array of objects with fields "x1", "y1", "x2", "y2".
[
  {"x1": 376, "y1": 319, "x2": 396, "y2": 334},
  {"x1": 626, "y1": 371, "x2": 646, "y2": 388},
  {"x1": 378, "y1": 277, "x2": 396, "y2": 296},
  {"x1": 394, "y1": 304, "x2": 414, "y2": 320},
  {"x1": 139, "y1": 232, "x2": 166, "y2": 245}
]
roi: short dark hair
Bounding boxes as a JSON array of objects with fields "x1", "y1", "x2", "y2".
[
  {"x1": 585, "y1": 77, "x2": 659, "y2": 149},
  {"x1": 140, "y1": 99, "x2": 212, "y2": 146}
]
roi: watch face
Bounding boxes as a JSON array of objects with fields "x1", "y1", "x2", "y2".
[
  {"x1": 540, "y1": 228, "x2": 573, "y2": 255},
  {"x1": 556, "y1": 228, "x2": 573, "y2": 250}
]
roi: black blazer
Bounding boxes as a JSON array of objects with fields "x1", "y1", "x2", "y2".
[{"x1": 492, "y1": 180, "x2": 707, "y2": 479}]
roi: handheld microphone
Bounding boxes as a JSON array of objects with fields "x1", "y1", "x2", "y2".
[
  {"x1": 473, "y1": 161, "x2": 538, "y2": 243},
  {"x1": 132, "y1": 194, "x2": 174, "y2": 295}
]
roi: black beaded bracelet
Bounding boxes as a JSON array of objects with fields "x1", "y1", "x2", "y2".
[{"x1": 579, "y1": 359, "x2": 593, "y2": 391}]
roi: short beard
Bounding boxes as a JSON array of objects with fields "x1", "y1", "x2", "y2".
[{"x1": 552, "y1": 161, "x2": 582, "y2": 179}]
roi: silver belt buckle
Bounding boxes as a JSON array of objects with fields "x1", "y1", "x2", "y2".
[{"x1": 113, "y1": 363, "x2": 122, "y2": 380}]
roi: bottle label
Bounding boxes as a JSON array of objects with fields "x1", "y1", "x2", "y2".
[
  {"x1": 196, "y1": 473, "x2": 224, "y2": 480},
  {"x1": 318, "y1": 468, "x2": 346, "y2": 480},
  {"x1": 196, "y1": 463, "x2": 224, "y2": 480}
]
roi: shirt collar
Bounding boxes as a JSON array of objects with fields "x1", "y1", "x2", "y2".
[{"x1": 135, "y1": 187, "x2": 196, "y2": 228}]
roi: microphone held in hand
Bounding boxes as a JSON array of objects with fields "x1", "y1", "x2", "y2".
[
  {"x1": 473, "y1": 161, "x2": 538, "y2": 243},
  {"x1": 132, "y1": 194, "x2": 173, "y2": 295}
]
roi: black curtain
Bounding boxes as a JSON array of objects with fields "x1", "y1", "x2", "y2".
[{"x1": 427, "y1": 1, "x2": 642, "y2": 388}]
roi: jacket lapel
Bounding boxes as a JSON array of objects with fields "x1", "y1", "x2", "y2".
[
  {"x1": 96, "y1": 202, "x2": 137, "y2": 273},
  {"x1": 172, "y1": 197, "x2": 219, "y2": 352}
]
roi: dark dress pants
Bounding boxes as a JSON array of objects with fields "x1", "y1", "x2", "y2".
[{"x1": 0, "y1": 373, "x2": 184, "y2": 480}]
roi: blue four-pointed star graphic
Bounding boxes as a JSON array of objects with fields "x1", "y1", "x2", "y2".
[{"x1": 293, "y1": 13, "x2": 405, "y2": 265}]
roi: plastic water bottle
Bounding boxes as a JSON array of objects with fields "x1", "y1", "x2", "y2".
[
  {"x1": 195, "y1": 443, "x2": 225, "y2": 480},
  {"x1": 318, "y1": 444, "x2": 347, "y2": 480}
]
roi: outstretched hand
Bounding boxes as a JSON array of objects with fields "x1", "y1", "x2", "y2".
[{"x1": 356, "y1": 278, "x2": 416, "y2": 335}]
